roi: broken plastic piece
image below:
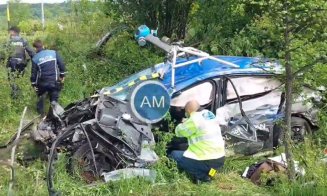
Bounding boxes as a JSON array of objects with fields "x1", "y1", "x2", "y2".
[
  {"x1": 122, "y1": 113, "x2": 131, "y2": 120},
  {"x1": 135, "y1": 140, "x2": 159, "y2": 167},
  {"x1": 102, "y1": 168, "x2": 156, "y2": 183}
]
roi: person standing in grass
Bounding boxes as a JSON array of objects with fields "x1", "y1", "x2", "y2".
[
  {"x1": 7, "y1": 26, "x2": 35, "y2": 74},
  {"x1": 31, "y1": 40, "x2": 65, "y2": 115},
  {"x1": 6, "y1": 26, "x2": 35, "y2": 98},
  {"x1": 169, "y1": 100, "x2": 225, "y2": 183}
]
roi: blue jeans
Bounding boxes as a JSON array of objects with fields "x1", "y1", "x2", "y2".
[{"x1": 169, "y1": 150, "x2": 225, "y2": 182}]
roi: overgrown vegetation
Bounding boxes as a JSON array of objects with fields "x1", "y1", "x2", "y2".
[{"x1": 0, "y1": 0, "x2": 326, "y2": 195}]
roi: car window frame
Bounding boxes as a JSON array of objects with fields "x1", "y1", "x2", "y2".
[
  {"x1": 171, "y1": 79, "x2": 218, "y2": 113},
  {"x1": 220, "y1": 74, "x2": 277, "y2": 108}
]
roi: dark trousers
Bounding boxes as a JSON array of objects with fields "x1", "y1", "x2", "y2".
[
  {"x1": 7, "y1": 58, "x2": 26, "y2": 74},
  {"x1": 37, "y1": 82, "x2": 60, "y2": 115},
  {"x1": 169, "y1": 150, "x2": 225, "y2": 182},
  {"x1": 7, "y1": 58, "x2": 26, "y2": 99}
]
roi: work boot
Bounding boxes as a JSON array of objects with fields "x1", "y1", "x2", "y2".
[
  {"x1": 51, "y1": 101, "x2": 64, "y2": 116},
  {"x1": 193, "y1": 176, "x2": 212, "y2": 184},
  {"x1": 50, "y1": 101, "x2": 58, "y2": 107}
]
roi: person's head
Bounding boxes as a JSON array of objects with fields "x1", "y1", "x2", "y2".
[
  {"x1": 9, "y1": 26, "x2": 20, "y2": 37},
  {"x1": 33, "y1": 39, "x2": 44, "y2": 52},
  {"x1": 184, "y1": 100, "x2": 200, "y2": 117}
]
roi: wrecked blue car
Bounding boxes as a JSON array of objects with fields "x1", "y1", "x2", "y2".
[
  {"x1": 101, "y1": 54, "x2": 319, "y2": 155},
  {"x1": 100, "y1": 26, "x2": 320, "y2": 155},
  {"x1": 29, "y1": 26, "x2": 320, "y2": 192}
]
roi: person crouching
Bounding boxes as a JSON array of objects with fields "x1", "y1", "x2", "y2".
[{"x1": 169, "y1": 100, "x2": 225, "y2": 183}]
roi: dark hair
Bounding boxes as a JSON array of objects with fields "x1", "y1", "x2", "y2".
[
  {"x1": 9, "y1": 26, "x2": 20, "y2": 34},
  {"x1": 33, "y1": 39, "x2": 43, "y2": 49}
]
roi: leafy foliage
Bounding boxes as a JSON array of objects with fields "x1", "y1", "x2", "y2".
[{"x1": 104, "y1": 0, "x2": 195, "y2": 39}]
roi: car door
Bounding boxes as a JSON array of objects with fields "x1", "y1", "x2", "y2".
[
  {"x1": 215, "y1": 75, "x2": 283, "y2": 155},
  {"x1": 216, "y1": 75, "x2": 283, "y2": 126}
]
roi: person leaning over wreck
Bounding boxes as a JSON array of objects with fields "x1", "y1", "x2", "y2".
[
  {"x1": 169, "y1": 100, "x2": 225, "y2": 183},
  {"x1": 31, "y1": 40, "x2": 65, "y2": 115}
]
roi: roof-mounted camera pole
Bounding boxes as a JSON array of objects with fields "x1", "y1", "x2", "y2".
[{"x1": 135, "y1": 25, "x2": 239, "y2": 88}]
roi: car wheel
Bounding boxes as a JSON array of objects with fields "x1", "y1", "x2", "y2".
[
  {"x1": 273, "y1": 117, "x2": 311, "y2": 148},
  {"x1": 70, "y1": 142, "x2": 120, "y2": 183},
  {"x1": 291, "y1": 117, "x2": 312, "y2": 143}
]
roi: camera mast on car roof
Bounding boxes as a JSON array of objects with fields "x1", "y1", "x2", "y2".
[{"x1": 135, "y1": 25, "x2": 239, "y2": 89}]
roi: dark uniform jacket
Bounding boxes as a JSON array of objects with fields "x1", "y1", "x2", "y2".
[
  {"x1": 31, "y1": 49, "x2": 65, "y2": 86},
  {"x1": 8, "y1": 35, "x2": 35, "y2": 61}
]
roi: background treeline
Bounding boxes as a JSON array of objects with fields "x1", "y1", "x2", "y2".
[{"x1": 0, "y1": 2, "x2": 71, "y2": 32}]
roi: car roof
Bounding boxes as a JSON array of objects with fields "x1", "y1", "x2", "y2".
[
  {"x1": 101, "y1": 55, "x2": 283, "y2": 100},
  {"x1": 157, "y1": 55, "x2": 283, "y2": 91}
]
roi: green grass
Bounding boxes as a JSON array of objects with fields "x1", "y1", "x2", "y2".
[
  {"x1": 0, "y1": 156, "x2": 270, "y2": 196},
  {"x1": 1, "y1": 135, "x2": 325, "y2": 196}
]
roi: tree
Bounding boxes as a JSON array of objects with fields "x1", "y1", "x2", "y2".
[
  {"x1": 8, "y1": 1, "x2": 33, "y2": 27},
  {"x1": 104, "y1": 0, "x2": 195, "y2": 39},
  {"x1": 268, "y1": 0, "x2": 326, "y2": 180},
  {"x1": 192, "y1": 0, "x2": 326, "y2": 180},
  {"x1": 18, "y1": 20, "x2": 42, "y2": 34}
]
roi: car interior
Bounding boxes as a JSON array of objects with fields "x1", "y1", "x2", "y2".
[
  {"x1": 169, "y1": 81, "x2": 215, "y2": 123},
  {"x1": 165, "y1": 76, "x2": 284, "y2": 153}
]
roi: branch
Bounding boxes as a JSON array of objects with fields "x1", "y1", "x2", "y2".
[
  {"x1": 293, "y1": 57, "x2": 327, "y2": 78},
  {"x1": 286, "y1": 44, "x2": 307, "y2": 53},
  {"x1": 289, "y1": 20, "x2": 315, "y2": 37},
  {"x1": 8, "y1": 107, "x2": 27, "y2": 196},
  {"x1": 292, "y1": 8, "x2": 327, "y2": 13},
  {"x1": 287, "y1": 35, "x2": 327, "y2": 53}
]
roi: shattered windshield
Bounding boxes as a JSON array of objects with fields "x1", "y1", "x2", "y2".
[{"x1": 100, "y1": 64, "x2": 164, "y2": 101}]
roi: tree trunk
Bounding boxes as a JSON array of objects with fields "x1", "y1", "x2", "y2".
[{"x1": 283, "y1": 1, "x2": 296, "y2": 181}]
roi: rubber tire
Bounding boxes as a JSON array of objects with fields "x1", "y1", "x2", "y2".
[
  {"x1": 70, "y1": 142, "x2": 113, "y2": 183},
  {"x1": 290, "y1": 116, "x2": 312, "y2": 142},
  {"x1": 273, "y1": 117, "x2": 311, "y2": 148}
]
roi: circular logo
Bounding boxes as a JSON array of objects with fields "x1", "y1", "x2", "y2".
[{"x1": 130, "y1": 81, "x2": 170, "y2": 123}]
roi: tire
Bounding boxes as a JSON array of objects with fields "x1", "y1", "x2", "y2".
[
  {"x1": 291, "y1": 117, "x2": 312, "y2": 143},
  {"x1": 273, "y1": 117, "x2": 311, "y2": 148},
  {"x1": 70, "y1": 142, "x2": 118, "y2": 183}
]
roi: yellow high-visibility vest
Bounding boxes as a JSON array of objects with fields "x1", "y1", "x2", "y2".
[{"x1": 175, "y1": 110, "x2": 225, "y2": 160}]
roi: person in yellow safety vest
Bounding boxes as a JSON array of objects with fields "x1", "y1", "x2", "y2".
[{"x1": 169, "y1": 100, "x2": 225, "y2": 183}]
